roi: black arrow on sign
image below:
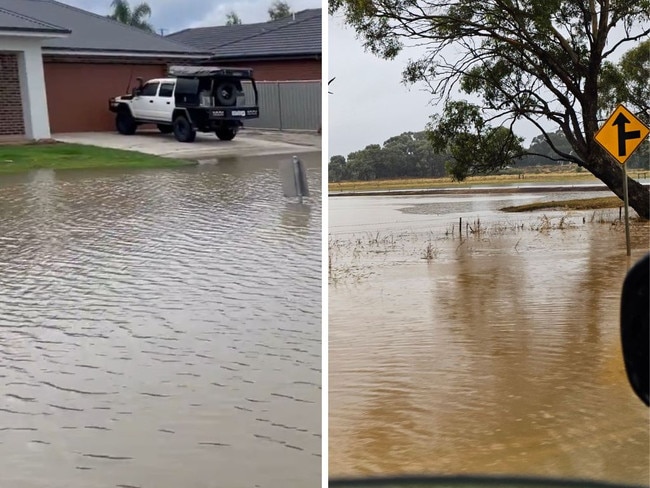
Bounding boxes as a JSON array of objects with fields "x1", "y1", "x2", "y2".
[{"x1": 612, "y1": 112, "x2": 642, "y2": 157}]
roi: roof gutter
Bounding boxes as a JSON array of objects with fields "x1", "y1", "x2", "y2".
[
  {"x1": 0, "y1": 29, "x2": 70, "y2": 38},
  {"x1": 209, "y1": 53, "x2": 321, "y2": 62},
  {"x1": 43, "y1": 48, "x2": 210, "y2": 59}
]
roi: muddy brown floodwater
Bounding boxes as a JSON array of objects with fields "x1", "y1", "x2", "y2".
[
  {"x1": 0, "y1": 153, "x2": 321, "y2": 488},
  {"x1": 329, "y1": 191, "x2": 649, "y2": 486}
]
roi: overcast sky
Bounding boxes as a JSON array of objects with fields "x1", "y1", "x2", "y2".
[
  {"x1": 59, "y1": 0, "x2": 320, "y2": 34},
  {"x1": 328, "y1": 15, "x2": 434, "y2": 158},
  {"x1": 328, "y1": 14, "x2": 553, "y2": 159},
  {"x1": 328, "y1": 13, "x2": 646, "y2": 160}
]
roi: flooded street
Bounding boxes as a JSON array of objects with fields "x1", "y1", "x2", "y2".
[
  {"x1": 0, "y1": 153, "x2": 321, "y2": 488},
  {"x1": 329, "y1": 192, "x2": 649, "y2": 486}
]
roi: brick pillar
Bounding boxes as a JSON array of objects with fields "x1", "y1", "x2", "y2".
[{"x1": 0, "y1": 53, "x2": 25, "y2": 136}]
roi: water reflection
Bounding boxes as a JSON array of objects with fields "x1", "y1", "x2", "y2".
[
  {"x1": 329, "y1": 194, "x2": 649, "y2": 486},
  {"x1": 0, "y1": 152, "x2": 321, "y2": 488}
]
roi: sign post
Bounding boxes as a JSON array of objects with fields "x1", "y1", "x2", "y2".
[
  {"x1": 622, "y1": 162, "x2": 630, "y2": 256},
  {"x1": 594, "y1": 104, "x2": 650, "y2": 257},
  {"x1": 279, "y1": 155, "x2": 310, "y2": 203}
]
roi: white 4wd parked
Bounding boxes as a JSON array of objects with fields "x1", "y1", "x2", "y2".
[{"x1": 108, "y1": 65, "x2": 260, "y2": 143}]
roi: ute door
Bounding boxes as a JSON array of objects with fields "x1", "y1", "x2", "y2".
[
  {"x1": 130, "y1": 81, "x2": 159, "y2": 119},
  {"x1": 153, "y1": 82, "x2": 175, "y2": 122}
]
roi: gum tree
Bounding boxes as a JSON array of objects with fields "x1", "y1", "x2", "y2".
[{"x1": 330, "y1": 0, "x2": 650, "y2": 218}]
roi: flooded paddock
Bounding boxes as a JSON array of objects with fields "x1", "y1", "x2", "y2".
[
  {"x1": 329, "y1": 191, "x2": 649, "y2": 486},
  {"x1": 0, "y1": 153, "x2": 321, "y2": 488}
]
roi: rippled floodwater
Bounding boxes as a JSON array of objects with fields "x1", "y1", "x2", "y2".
[
  {"x1": 0, "y1": 153, "x2": 321, "y2": 488},
  {"x1": 329, "y1": 193, "x2": 649, "y2": 486}
]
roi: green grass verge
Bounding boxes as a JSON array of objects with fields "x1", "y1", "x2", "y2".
[
  {"x1": 501, "y1": 196, "x2": 624, "y2": 212},
  {"x1": 0, "y1": 143, "x2": 190, "y2": 174}
]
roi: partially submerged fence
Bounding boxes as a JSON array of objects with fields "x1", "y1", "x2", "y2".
[{"x1": 242, "y1": 80, "x2": 321, "y2": 131}]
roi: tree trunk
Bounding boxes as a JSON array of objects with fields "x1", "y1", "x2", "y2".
[{"x1": 584, "y1": 152, "x2": 650, "y2": 219}]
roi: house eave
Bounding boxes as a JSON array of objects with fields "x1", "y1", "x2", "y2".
[
  {"x1": 209, "y1": 53, "x2": 321, "y2": 62},
  {"x1": 0, "y1": 29, "x2": 70, "y2": 38},
  {"x1": 43, "y1": 48, "x2": 210, "y2": 59}
]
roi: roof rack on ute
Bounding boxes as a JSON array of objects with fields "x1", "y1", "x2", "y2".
[{"x1": 168, "y1": 65, "x2": 254, "y2": 78}]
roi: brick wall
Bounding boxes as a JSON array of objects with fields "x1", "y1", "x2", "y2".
[{"x1": 0, "y1": 53, "x2": 25, "y2": 136}]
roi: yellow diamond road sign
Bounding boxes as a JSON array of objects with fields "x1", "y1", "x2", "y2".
[{"x1": 595, "y1": 104, "x2": 650, "y2": 164}]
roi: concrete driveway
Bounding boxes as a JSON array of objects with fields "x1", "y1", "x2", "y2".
[{"x1": 54, "y1": 128, "x2": 321, "y2": 161}]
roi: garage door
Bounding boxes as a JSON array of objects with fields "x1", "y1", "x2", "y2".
[{"x1": 44, "y1": 62, "x2": 166, "y2": 133}]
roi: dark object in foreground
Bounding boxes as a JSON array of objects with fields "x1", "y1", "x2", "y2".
[
  {"x1": 329, "y1": 474, "x2": 645, "y2": 487},
  {"x1": 620, "y1": 253, "x2": 649, "y2": 406}
]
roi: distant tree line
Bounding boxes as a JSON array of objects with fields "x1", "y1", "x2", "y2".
[
  {"x1": 329, "y1": 129, "x2": 648, "y2": 183},
  {"x1": 329, "y1": 132, "x2": 448, "y2": 182}
]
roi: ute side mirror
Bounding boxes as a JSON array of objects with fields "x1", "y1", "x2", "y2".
[{"x1": 620, "y1": 253, "x2": 649, "y2": 407}]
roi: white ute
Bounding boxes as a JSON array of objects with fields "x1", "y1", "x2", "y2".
[{"x1": 108, "y1": 66, "x2": 260, "y2": 143}]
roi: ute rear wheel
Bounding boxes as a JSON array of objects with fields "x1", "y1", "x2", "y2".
[
  {"x1": 173, "y1": 116, "x2": 196, "y2": 143},
  {"x1": 215, "y1": 126, "x2": 238, "y2": 141},
  {"x1": 157, "y1": 124, "x2": 173, "y2": 134},
  {"x1": 116, "y1": 110, "x2": 136, "y2": 135}
]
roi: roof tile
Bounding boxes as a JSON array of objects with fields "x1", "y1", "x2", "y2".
[
  {"x1": 167, "y1": 9, "x2": 321, "y2": 59},
  {"x1": 0, "y1": 6, "x2": 69, "y2": 33}
]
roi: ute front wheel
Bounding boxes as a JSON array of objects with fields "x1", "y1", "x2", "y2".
[
  {"x1": 173, "y1": 116, "x2": 196, "y2": 143},
  {"x1": 116, "y1": 111, "x2": 136, "y2": 135},
  {"x1": 215, "y1": 126, "x2": 238, "y2": 141}
]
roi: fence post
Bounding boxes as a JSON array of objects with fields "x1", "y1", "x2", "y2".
[{"x1": 276, "y1": 82, "x2": 283, "y2": 131}]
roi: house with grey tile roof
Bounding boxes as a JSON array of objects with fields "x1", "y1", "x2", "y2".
[
  {"x1": 0, "y1": 0, "x2": 209, "y2": 138},
  {"x1": 167, "y1": 9, "x2": 321, "y2": 82}
]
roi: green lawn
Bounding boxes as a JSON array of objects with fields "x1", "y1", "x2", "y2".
[{"x1": 0, "y1": 143, "x2": 190, "y2": 174}]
